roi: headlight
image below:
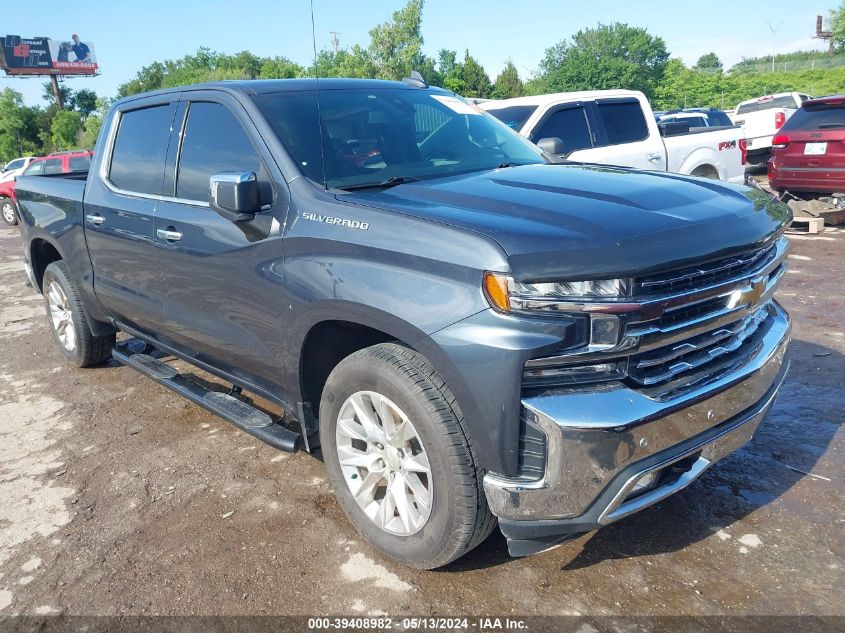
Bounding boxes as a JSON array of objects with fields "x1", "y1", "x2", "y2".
[
  {"x1": 483, "y1": 272, "x2": 630, "y2": 314},
  {"x1": 483, "y1": 271, "x2": 629, "y2": 351}
]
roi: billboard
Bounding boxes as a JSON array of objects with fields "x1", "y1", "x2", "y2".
[{"x1": 0, "y1": 34, "x2": 98, "y2": 76}]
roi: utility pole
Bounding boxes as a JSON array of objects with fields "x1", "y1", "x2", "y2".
[
  {"x1": 50, "y1": 75, "x2": 64, "y2": 109},
  {"x1": 766, "y1": 21, "x2": 783, "y2": 72},
  {"x1": 330, "y1": 31, "x2": 341, "y2": 53}
]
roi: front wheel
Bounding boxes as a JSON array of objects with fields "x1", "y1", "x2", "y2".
[
  {"x1": 1, "y1": 198, "x2": 17, "y2": 226},
  {"x1": 319, "y1": 343, "x2": 495, "y2": 569},
  {"x1": 42, "y1": 261, "x2": 115, "y2": 367}
]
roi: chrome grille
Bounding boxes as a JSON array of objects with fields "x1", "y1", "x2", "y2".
[
  {"x1": 628, "y1": 307, "x2": 770, "y2": 386},
  {"x1": 635, "y1": 243, "x2": 778, "y2": 296}
]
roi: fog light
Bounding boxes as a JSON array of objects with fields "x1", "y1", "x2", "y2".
[{"x1": 523, "y1": 360, "x2": 627, "y2": 387}]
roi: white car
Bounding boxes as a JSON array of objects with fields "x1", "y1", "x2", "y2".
[
  {"x1": 730, "y1": 92, "x2": 812, "y2": 162},
  {"x1": 0, "y1": 156, "x2": 36, "y2": 183},
  {"x1": 481, "y1": 90, "x2": 746, "y2": 183}
]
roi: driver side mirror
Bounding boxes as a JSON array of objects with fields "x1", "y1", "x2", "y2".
[
  {"x1": 210, "y1": 172, "x2": 260, "y2": 222},
  {"x1": 536, "y1": 137, "x2": 566, "y2": 156}
]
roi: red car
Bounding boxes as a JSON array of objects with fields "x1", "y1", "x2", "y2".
[
  {"x1": 1, "y1": 150, "x2": 93, "y2": 225},
  {"x1": 768, "y1": 95, "x2": 845, "y2": 194}
]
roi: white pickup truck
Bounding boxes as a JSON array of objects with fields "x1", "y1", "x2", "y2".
[
  {"x1": 480, "y1": 90, "x2": 746, "y2": 183},
  {"x1": 730, "y1": 92, "x2": 812, "y2": 163}
]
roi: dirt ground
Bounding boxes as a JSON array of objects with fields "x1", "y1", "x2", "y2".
[{"x1": 0, "y1": 218, "x2": 842, "y2": 619}]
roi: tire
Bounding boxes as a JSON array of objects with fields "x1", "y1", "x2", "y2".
[
  {"x1": 42, "y1": 261, "x2": 115, "y2": 367},
  {"x1": 1, "y1": 198, "x2": 17, "y2": 226},
  {"x1": 320, "y1": 343, "x2": 496, "y2": 569}
]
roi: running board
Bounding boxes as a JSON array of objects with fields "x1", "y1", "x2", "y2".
[{"x1": 112, "y1": 342, "x2": 301, "y2": 453}]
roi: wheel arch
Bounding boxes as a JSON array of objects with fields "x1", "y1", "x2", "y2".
[{"x1": 29, "y1": 237, "x2": 65, "y2": 292}]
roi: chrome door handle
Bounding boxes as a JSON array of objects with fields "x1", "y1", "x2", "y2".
[
  {"x1": 156, "y1": 228, "x2": 183, "y2": 242},
  {"x1": 85, "y1": 214, "x2": 105, "y2": 226},
  {"x1": 647, "y1": 153, "x2": 663, "y2": 162}
]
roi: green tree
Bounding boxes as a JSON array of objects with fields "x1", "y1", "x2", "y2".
[
  {"x1": 50, "y1": 109, "x2": 83, "y2": 150},
  {"x1": 832, "y1": 2, "x2": 845, "y2": 51},
  {"x1": 493, "y1": 60, "x2": 524, "y2": 98},
  {"x1": 260, "y1": 56, "x2": 305, "y2": 79},
  {"x1": 437, "y1": 49, "x2": 465, "y2": 93},
  {"x1": 71, "y1": 89, "x2": 98, "y2": 118},
  {"x1": 538, "y1": 22, "x2": 670, "y2": 99},
  {"x1": 0, "y1": 88, "x2": 33, "y2": 161},
  {"x1": 694, "y1": 52, "x2": 722, "y2": 72},
  {"x1": 368, "y1": 0, "x2": 426, "y2": 80},
  {"x1": 78, "y1": 97, "x2": 112, "y2": 149},
  {"x1": 309, "y1": 46, "x2": 377, "y2": 78},
  {"x1": 461, "y1": 51, "x2": 492, "y2": 98},
  {"x1": 41, "y1": 81, "x2": 73, "y2": 108}
]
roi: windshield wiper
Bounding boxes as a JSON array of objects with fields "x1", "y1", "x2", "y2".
[
  {"x1": 816, "y1": 123, "x2": 845, "y2": 129},
  {"x1": 339, "y1": 176, "x2": 422, "y2": 191}
]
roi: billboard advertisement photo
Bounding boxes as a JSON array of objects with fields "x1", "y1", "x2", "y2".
[{"x1": 0, "y1": 34, "x2": 98, "y2": 75}]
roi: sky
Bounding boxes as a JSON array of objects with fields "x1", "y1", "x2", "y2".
[{"x1": 1, "y1": 0, "x2": 834, "y2": 106}]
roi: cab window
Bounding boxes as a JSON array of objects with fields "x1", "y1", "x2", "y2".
[{"x1": 176, "y1": 102, "x2": 262, "y2": 202}]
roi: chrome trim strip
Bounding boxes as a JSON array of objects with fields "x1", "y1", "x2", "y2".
[
  {"x1": 599, "y1": 456, "x2": 711, "y2": 524},
  {"x1": 638, "y1": 244, "x2": 774, "y2": 289}
]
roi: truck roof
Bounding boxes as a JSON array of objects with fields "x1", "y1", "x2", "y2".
[
  {"x1": 480, "y1": 89, "x2": 644, "y2": 109},
  {"x1": 115, "y1": 78, "x2": 437, "y2": 106}
]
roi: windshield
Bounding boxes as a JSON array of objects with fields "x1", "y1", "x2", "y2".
[{"x1": 253, "y1": 88, "x2": 544, "y2": 190}]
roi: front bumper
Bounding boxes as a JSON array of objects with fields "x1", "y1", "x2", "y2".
[{"x1": 484, "y1": 302, "x2": 791, "y2": 556}]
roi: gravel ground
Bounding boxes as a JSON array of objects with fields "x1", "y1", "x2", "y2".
[{"x1": 0, "y1": 220, "x2": 842, "y2": 619}]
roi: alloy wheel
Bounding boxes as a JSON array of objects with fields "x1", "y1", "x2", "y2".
[{"x1": 335, "y1": 391, "x2": 433, "y2": 536}]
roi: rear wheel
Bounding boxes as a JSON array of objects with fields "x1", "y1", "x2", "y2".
[
  {"x1": 42, "y1": 261, "x2": 115, "y2": 367},
  {"x1": 319, "y1": 343, "x2": 495, "y2": 569},
  {"x1": 1, "y1": 198, "x2": 17, "y2": 226}
]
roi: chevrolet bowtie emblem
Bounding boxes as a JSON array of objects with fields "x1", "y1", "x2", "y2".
[{"x1": 727, "y1": 275, "x2": 768, "y2": 309}]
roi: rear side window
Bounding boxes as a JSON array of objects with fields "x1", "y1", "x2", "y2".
[
  {"x1": 109, "y1": 104, "x2": 175, "y2": 195},
  {"x1": 42, "y1": 158, "x2": 63, "y2": 175},
  {"x1": 176, "y1": 102, "x2": 261, "y2": 202},
  {"x1": 782, "y1": 104, "x2": 845, "y2": 131},
  {"x1": 486, "y1": 105, "x2": 538, "y2": 131},
  {"x1": 69, "y1": 155, "x2": 91, "y2": 172},
  {"x1": 533, "y1": 106, "x2": 592, "y2": 154},
  {"x1": 4, "y1": 159, "x2": 23, "y2": 171},
  {"x1": 596, "y1": 100, "x2": 649, "y2": 145}
]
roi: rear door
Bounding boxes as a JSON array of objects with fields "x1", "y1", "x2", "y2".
[
  {"x1": 83, "y1": 95, "x2": 179, "y2": 334},
  {"x1": 153, "y1": 93, "x2": 291, "y2": 394}
]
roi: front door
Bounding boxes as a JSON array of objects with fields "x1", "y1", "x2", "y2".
[{"x1": 153, "y1": 95, "x2": 291, "y2": 396}]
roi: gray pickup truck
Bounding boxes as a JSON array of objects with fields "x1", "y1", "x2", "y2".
[{"x1": 14, "y1": 77, "x2": 792, "y2": 569}]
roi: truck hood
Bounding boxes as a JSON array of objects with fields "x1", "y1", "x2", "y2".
[{"x1": 338, "y1": 164, "x2": 789, "y2": 281}]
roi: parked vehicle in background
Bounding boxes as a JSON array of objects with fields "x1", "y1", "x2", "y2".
[
  {"x1": 1, "y1": 156, "x2": 36, "y2": 183},
  {"x1": 0, "y1": 150, "x2": 92, "y2": 225},
  {"x1": 730, "y1": 92, "x2": 812, "y2": 163},
  {"x1": 656, "y1": 108, "x2": 734, "y2": 128},
  {"x1": 768, "y1": 95, "x2": 845, "y2": 194},
  {"x1": 481, "y1": 90, "x2": 746, "y2": 183},
  {"x1": 14, "y1": 79, "x2": 791, "y2": 568}
]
